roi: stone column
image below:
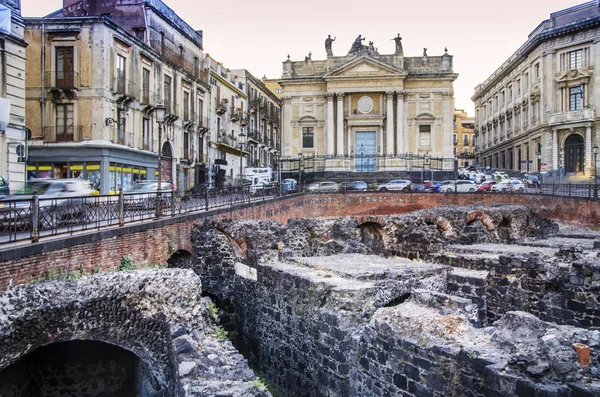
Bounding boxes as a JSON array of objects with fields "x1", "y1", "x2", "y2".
[
  {"x1": 336, "y1": 93, "x2": 345, "y2": 156},
  {"x1": 386, "y1": 91, "x2": 394, "y2": 155},
  {"x1": 552, "y1": 128, "x2": 559, "y2": 170},
  {"x1": 326, "y1": 93, "x2": 335, "y2": 155},
  {"x1": 396, "y1": 91, "x2": 404, "y2": 154},
  {"x1": 442, "y1": 92, "x2": 453, "y2": 157},
  {"x1": 586, "y1": 125, "x2": 593, "y2": 172}
]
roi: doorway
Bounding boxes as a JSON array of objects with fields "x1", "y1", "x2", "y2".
[
  {"x1": 355, "y1": 131, "x2": 376, "y2": 172},
  {"x1": 564, "y1": 134, "x2": 585, "y2": 173}
]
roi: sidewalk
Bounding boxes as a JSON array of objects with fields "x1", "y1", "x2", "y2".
[{"x1": 541, "y1": 173, "x2": 598, "y2": 185}]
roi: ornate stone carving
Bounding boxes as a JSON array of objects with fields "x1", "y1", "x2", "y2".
[{"x1": 357, "y1": 96, "x2": 374, "y2": 114}]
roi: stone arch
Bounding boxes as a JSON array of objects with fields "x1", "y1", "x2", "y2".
[
  {"x1": 563, "y1": 133, "x2": 585, "y2": 173},
  {"x1": 0, "y1": 340, "x2": 161, "y2": 396},
  {"x1": 0, "y1": 270, "x2": 207, "y2": 397},
  {"x1": 167, "y1": 249, "x2": 193, "y2": 269},
  {"x1": 357, "y1": 221, "x2": 389, "y2": 255}
]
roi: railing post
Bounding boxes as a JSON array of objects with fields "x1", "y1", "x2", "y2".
[
  {"x1": 31, "y1": 192, "x2": 39, "y2": 243},
  {"x1": 118, "y1": 190, "x2": 124, "y2": 226},
  {"x1": 204, "y1": 189, "x2": 209, "y2": 211},
  {"x1": 171, "y1": 190, "x2": 176, "y2": 217}
]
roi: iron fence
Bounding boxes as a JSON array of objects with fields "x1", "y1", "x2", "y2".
[{"x1": 0, "y1": 182, "x2": 598, "y2": 246}]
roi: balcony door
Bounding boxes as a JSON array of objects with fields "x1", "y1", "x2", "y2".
[
  {"x1": 55, "y1": 47, "x2": 74, "y2": 88},
  {"x1": 564, "y1": 134, "x2": 584, "y2": 173},
  {"x1": 355, "y1": 131, "x2": 376, "y2": 172}
]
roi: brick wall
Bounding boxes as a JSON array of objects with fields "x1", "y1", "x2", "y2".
[{"x1": 1, "y1": 192, "x2": 598, "y2": 288}]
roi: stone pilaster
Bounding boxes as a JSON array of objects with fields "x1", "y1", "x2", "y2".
[
  {"x1": 396, "y1": 91, "x2": 404, "y2": 154},
  {"x1": 552, "y1": 129, "x2": 559, "y2": 171},
  {"x1": 337, "y1": 94, "x2": 345, "y2": 156},
  {"x1": 326, "y1": 93, "x2": 335, "y2": 155},
  {"x1": 385, "y1": 91, "x2": 394, "y2": 155}
]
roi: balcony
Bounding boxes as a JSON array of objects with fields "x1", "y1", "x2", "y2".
[
  {"x1": 216, "y1": 100, "x2": 228, "y2": 116},
  {"x1": 45, "y1": 71, "x2": 80, "y2": 90},
  {"x1": 43, "y1": 126, "x2": 86, "y2": 142},
  {"x1": 549, "y1": 108, "x2": 595, "y2": 125}
]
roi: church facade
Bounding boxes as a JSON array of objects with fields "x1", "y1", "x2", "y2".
[{"x1": 278, "y1": 35, "x2": 458, "y2": 172}]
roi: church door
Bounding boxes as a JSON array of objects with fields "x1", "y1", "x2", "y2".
[{"x1": 355, "y1": 132, "x2": 376, "y2": 172}]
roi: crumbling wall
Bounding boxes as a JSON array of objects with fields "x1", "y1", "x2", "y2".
[{"x1": 0, "y1": 269, "x2": 269, "y2": 397}]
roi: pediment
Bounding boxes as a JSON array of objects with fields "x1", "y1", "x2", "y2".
[
  {"x1": 556, "y1": 68, "x2": 592, "y2": 86},
  {"x1": 325, "y1": 56, "x2": 403, "y2": 79}
]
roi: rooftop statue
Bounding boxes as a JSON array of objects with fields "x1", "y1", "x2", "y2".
[
  {"x1": 325, "y1": 35, "x2": 336, "y2": 57},
  {"x1": 391, "y1": 33, "x2": 403, "y2": 55}
]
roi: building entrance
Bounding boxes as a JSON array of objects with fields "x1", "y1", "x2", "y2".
[
  {"x1": 355, "y1": 131, "x2": 376, "y2": 172},
  {"x1": 564, "y1": 134, "x2": 585, "y2": 173}
]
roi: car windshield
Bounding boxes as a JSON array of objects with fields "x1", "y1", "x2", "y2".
[
  {"x1": 22, "y1": 181, "x2": 53, "y2": 195},
  {"x1": 128, "y1": 183, "x2": 160, "y2": 192}
]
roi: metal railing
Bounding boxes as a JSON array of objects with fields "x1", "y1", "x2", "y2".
[
  {"x1": 0, "y1": 182, "x2": 598, "y2": 246},
  {"x1": 0, "y1": 185, "x2": 284, "y2": 245}
]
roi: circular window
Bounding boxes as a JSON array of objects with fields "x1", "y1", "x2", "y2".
[{"x1": 357, "y1": 96, "x2": 374, "y2": 114}]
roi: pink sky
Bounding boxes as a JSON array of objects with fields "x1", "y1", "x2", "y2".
[{"x1": 22, "y1": 0, "x2": 586, "y2": 114}]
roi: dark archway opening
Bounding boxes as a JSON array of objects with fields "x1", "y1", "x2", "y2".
[
  {"x1": 0, "y1": 340, "x2": 161, "y2": 397},
  {"x1": 167, "y1": 249, "x2": 192, "y2": 269},
  {"x1": 359, "y1": 222, "x2": 388, "y2": 255}
]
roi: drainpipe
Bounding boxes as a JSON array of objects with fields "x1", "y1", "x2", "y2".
[{"x1": 39, "y1": 21, "x2": 46, "y2": 139}]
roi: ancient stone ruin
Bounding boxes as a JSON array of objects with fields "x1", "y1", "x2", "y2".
[
  {"x1": 186, "y1": 205, "x2": 600, "y2": 396},
  {"x1": 0, "y1": 269, "x2": 268, "y2": 396},
  {"x1": 1, "y1": 204, "x2": 599, "y2": 396}
]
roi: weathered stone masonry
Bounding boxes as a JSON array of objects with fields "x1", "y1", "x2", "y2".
[
  {"x1": 188, "y1": 206, "x2": 600, "y2": 396},
  {"x1": 1, "y1": 192, "x2": 600, "y2": 289},
  {"x1": 0, "y1": 269, "x2": 269, "y2": 397}
]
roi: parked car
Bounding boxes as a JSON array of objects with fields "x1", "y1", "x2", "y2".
[
  {"x1": 476, "y1": 180, "x2": 497, "y2": 192},
  {"x1": 0, "y1": 176, "x2": 8, "y2": 197},
  {"x1": 376, "y1": 179, "x2": 412, "y2": 192},
  {"x1": 282, "y1": 178, "x2": 298, "y2": 193},
  {"x1": 423, "y1": 180, "x2": 444, "y2": 193},
  {"x1": 492, "y1": 179, "x2": 525, "y2": 192},
  {"x1": 438, "y1": 180, "x2": 477, "y2": 193},
  {"x1": 124, "y1": 181, "x2": 174, "y2": 211},
  {"x1": 0, "y1": 178, "x2": 95, "y2": 230},
  {"x1": 340, "y1": 181, "x2": 368, "y2": 191},
  {"x1": 523, "y1": 174, "x2": 541, "y2": 188},
  {"x1": 306, "y1": 181, "x2": 339, "y2": 192}
]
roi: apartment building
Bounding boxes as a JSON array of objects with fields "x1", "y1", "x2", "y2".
[
  {"x1": 24, "y1": 0, "x2": 209, "y2": 194},
  {"x1": 231, "y1": 70, "x2": 281, "y2": 170},
  {"x1": 473, "y1": 1, "x2": 600, "y2": 176},
  {"x1": 453, "y1": 109, "x2": 475, "y2": 168},
  {"x1": 0, "y1": 0, "x2": 27, "y2": 192}
]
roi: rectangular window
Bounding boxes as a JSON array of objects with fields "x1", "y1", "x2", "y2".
[
  {"x1": 142, "y1": 68, "x2": 150, "y2": 104},
  {"x1": 183, "y1": 91, "x2": 190, "y2": 121},
  {"x1": 516, "y1": 79, "x2": 521, "y2": 96},
  {"x1": 569, "y1": 50, "x2": 583, "y2": 70},
  {"x1": 164, "y1": 75, "x2": 172, "y2": 113},
  {"x1": 453, "y1": 133, "x2": 457, "y2": 145},
  {"x1": 116, "y1": 54, "x2": 126, "y2": 94},
  {"x1": 569, "y1": 86, "x2": 583, "y2": 111},
  {"x1": 463, "y1": 135, "x2": 469, "y2": 145},
  {"x1": 117, "y1": 109, "x2": 126, "y2": 145},
  {"x1": 198, "y1": 98, "x2": 204, "y2": 127},
  {"x1": 55, "y1": 103, "x2": 74, "y2": 141},
  {"x1": 419, "y1": 125, "x2": 431, "y2": 147},
  {"x1": 55, "y1": 46, "x2": 74, "y2": 88},
  {"x1": 142, "y1": 118, "x2": 150, "y2": 151},
  {"x1": 302, "y1": 127, "x2": 314, "y2": 148},
  {"x1": 508, "y1": 85, "x2": 513, "y2": 102},
  {"x1": 523, "y1": 73, "x2": 529, "y2": 91},
  {"x1": 534, "y1": 63, "x2": 540, "y2": 79},
  {"x1": 183, "y1": 129, "x2": 189, "y2": 159}
]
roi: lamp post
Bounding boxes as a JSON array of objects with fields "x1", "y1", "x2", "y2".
[
  {"x1": 153, "y1": 104, "x2": 166, "y2": 217},
  {"x1": 239, "y1": 132, "x2": 246, "y2": 187},
  {"x1": 594, "y1": 144, "x2": 598, "y2": 198},
  {"x1": 298, "y1": 152, "x2": 303, "y2": 187},
  {"x1": 537, "y1": 151, "x2": 542, "y2": 186},
  {"x1": 559, "y1": 148, "x2": 564, "y2": 186},
  {"x1": 453, "y1": 152, "x2": 458, "y2": 193}
]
